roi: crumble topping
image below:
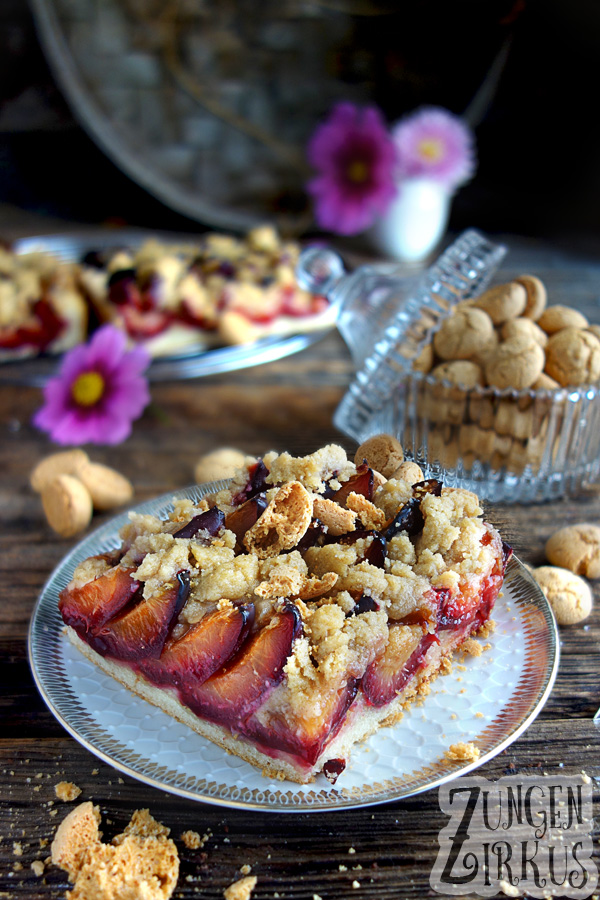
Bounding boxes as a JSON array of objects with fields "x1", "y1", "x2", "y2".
[
  {"x1": 61, "y1": 441, "x2": 505, "y2": 783},
  {"x1": 264, "y1": 444, "x2": 354, "y2": 494}
]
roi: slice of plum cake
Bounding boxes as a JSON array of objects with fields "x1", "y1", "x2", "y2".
[{"x1": 58, "y1": 443, "x2": 510, "y2": 784}]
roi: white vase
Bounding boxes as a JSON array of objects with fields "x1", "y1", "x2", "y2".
[{"x1": 371, "y1": 177, "x2": 452, "y2": 263}]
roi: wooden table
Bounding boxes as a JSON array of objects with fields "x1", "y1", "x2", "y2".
[{"x1": 1, "y1": 235, "x2": 599, "y2": 899}]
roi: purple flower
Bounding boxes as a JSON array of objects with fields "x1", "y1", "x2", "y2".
[
  {"x1": 392, "y1": 107, "x2": 476, "y2": 190},
  {"x1": 33, "y1": 325, "x2": 151, "y2": 445},
  {"x1": 307, "y1": 103, "x2": 398, "y2": 235}
]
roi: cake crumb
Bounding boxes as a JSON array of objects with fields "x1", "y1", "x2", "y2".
[
  {"x1": 91, "y1": 769, "x2": 99, "y2": 775},
  {"x1": 475, "y1": 712, "x2": 484, "y2": 718},
  {"x1": 461, "y1": 638, "x2": 483, "y2": 658},
  {"x1": 224, "y1": 874, "x2": 257, "y2": 900},
  {"x1": 31, "y1": 860, "x2": 45, "y2": 876},
  {"x1": 477, "y1": 618, "x2": 496, "y2": 638},
  {"x1": 240, "y1": 864, "x2": 252, "y2": 875},
  {"x1": 352, "y1": 880, "x2": 361, "y2": 889},
  {"x1": 12, "y1": 842, "x2": 23, "y2": 856},
  {"x1": 339, "y1": 865, "x2": 348, "y2": 872},
  {"x1": 55, "y1": 781, "x2": 82, "y2": 802},
  {"x1": 348, "y1": 847, "x2": 356, "y2": 854},
  {"x1": 444, "y1": 741, "x2": 481, "y2": 763}
]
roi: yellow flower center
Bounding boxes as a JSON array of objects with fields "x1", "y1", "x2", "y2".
[
  {"x1": 71, "y1": 371, "x2": 105, "y2": 407},
  {"x1": 346, "y1": 160, "x2": 369, "y2": 184},
  {"x1": 417, "y1": 138, "x2": 444, "y2": 162}
]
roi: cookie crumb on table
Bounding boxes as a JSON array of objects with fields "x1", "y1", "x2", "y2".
[
  {"x1": 224, "y1": 874, "x2": 257, "y2": 900},
  {"x1": 55, "y1": 781, "x2": 82, "y2": 802},
  {"x1": 444, "y1": 741, "x2": 481, "y2": 763},
  {"x1": 180, "y1": 830, "x2": 206, "y2": 850},
  {"x1": 31, "y1": 859, "x2": 45, "y2": 876}
]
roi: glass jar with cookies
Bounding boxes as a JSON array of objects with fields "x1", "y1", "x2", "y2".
[{"x1": 303, "y1": 230, "x2": 600, "y2": 503}]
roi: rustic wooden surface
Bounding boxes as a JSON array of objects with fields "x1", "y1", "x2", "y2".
[{"x1": 1, "y1": 237, "x2": 599, "y2": 899}]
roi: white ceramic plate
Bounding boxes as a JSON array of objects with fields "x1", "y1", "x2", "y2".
[
  {"x1": 0, "y1": 232, "x2": 335, "y2": 386},
  {"x1": 29, "y1": 482, "x2": 559, "y2": 812}
]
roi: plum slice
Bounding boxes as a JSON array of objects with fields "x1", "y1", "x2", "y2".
[
  {"x1": 173, "y1": 507, "x2": 225, "y2": 540},
  {"x1": 121, "y1": 305, "x2": 171, "y2": 339},
  {"x1": 225, "y1": 494, "x2": 267, "y2": 549},
  {"x1": 243, "y1": 675, "x2": 359, "y2": 766},
  {"x1": 182, "y1": 603, "x2": 301, "y2": 725},
  {"x1": 231, "y1": 460, "x2": 269, "y2": 506},
  {"x1": 139, "y1": 603, "x2": 254, "y2": 688},
  {"x1": 59, "y1": 566, "x2": 141, "y2": 635},
  {"x1": 330, "y1": 464, "x2": 374, "y2": 506},
  {"x1": 362, "y1": 624, "x2": 438, "y2": 707},
  {"x1": 0, "y1": 298, "x2": 65, "y2": 350},
  {"x1": 107, "y1": 269, "x2": 141, "y2": 307},
  {"x1": 88, "y1": 570, "x2": 190, "y2": 662}
]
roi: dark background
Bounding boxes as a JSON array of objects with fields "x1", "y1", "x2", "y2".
[{"x1": 0, "y1": 0, "x2": 598, "y2": 244}]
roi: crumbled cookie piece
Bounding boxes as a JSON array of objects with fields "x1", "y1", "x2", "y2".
[
  {"x1": 544, "y1": 327, "x2": 600, "y2": 386},
  {"x1": 545, "y1": 523, "x2": 600, "y2": 579},
  {"x1": 444, "y1": 741, "x2": 481, "y2": 762},
  {"x1": 224, "y1": 875, "x2": 257, "y2": 900},
  {"x1": 346, "y1": 492, "x2": 386, "y2": 530},
  {"x1": 244, "y1": 481, "x2": 312, "y2": 557},
  {"x1": 55, "y1": 780, "x2": 82, "y2": 802},
  {"x1": 354, "y1": 434, "x2": 404, "y2": 479},
  {"x1": 113, "y1": 808, "x2": 171, "y2": 843},
  {"x1": 297, "y1": 571, "x2": 339, "y2": 601},
  {"x1": 51, "y1": 803, "x2": 179, "y2": 900},
  {"x1": 194, "y1": 448, "x2": 252, "y2": 485},
  {"x1": 532, "y1": 566, "x2": 593, "y2": 624},
  {"x1": 51, "y1": 801, "x2": 101, "y2": 881},
  {"x1": 31, "y1": 859, "x2": 45, "y2": 876},
  {"x1": 313, "y1": 497, "x2": 357, "y2": 536}
]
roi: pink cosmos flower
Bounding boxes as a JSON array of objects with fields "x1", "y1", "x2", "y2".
[
  {"x1": 33, "y1": 325, "x2": 151, "y2": 445},
  {"x1": 392, "y1": 107, "x2": 476, "y2": 190},
  {"x1": 307, "y1": 103, "x2": 398, "y2": 235}
]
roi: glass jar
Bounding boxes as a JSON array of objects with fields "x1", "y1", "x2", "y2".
[{"x1": 297, "y1": 229, "x2": 600, "y2": 503}]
